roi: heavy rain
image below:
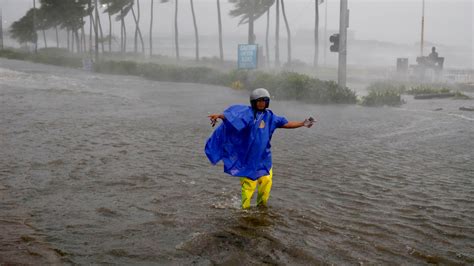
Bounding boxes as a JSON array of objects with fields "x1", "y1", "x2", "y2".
[{"x1": 0, "y1": 0, "x2": 473, "y2": 264}]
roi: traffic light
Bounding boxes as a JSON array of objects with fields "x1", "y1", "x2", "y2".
[{"x1": 329, "y1": 34, "x2": 339, "y2": 53}]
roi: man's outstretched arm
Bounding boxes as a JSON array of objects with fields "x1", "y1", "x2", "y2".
[
  {"x1": 281, "y1": 117, "x2": 316, "y2": 129},
  {"x1": 281, "y1": 121, "x2": 305, "y2": 128}
]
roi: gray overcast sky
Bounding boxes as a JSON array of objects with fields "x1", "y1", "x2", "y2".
[{"x1": 1, "y1": 0, "x2": 472, "y2": 47}]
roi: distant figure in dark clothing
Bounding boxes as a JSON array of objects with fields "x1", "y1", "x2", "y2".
[{"x1": 428, "y1": 47, "x2": 439, "y2": 65}]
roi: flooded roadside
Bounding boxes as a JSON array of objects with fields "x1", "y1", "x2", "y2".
[
  {"x1": 0, "y1": 183, "x2": 63, "y2": 264},
  {"x1": 1, "y1": 58, "x2": 473, "y2": 264}
]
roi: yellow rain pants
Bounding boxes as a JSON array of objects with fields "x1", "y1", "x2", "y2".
[{"x1": 240, "y1": 169, "x2": 273, "y2": 209}]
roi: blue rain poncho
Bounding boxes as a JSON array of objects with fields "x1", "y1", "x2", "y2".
[{"x1": 205, "y1": 105, "x2": 288, "y2": 180}]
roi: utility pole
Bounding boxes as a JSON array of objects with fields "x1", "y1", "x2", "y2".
[
  {"x1": 313, "y1": 0, "x2": 319, "y2": 68},
  {"x1": 420, "y1": 0, "x2": 425, "y2": 56},
  {"x1": 338, "y1": 0, "x2": 348, "y2": 88},
  {"x1": 0, "y1": 8, "x2": 4, "y2": 50},
  {"x1": 323, "y1": 0, "x2": 328, "y2": 66}
]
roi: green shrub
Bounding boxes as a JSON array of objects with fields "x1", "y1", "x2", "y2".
[
  {"x1": 453, "y1": 91, "x2": 471, "y2": 99},
  {"x1": 249, "y1": 71, "x2": 277, "y2": 91},
  {"x1": 38, "y1": 47, "x2": 70, "y2": 56},
  {"x1": 0, "y1": 52, "x2": 358, "y2": 105},
  {"x1": 360, "y1": 90, "x2": 403, "y2": 107},
  {"x1": 0, "y1": 48, "x2": 82, "y2": 68},
  {"x1": 360, "y1": 82, "x2": 405, "y2": 106},
  {"x1": 0, "y1": 49, "x2": 29, "y2": 60},
  {"x1": 31, "y1": 53, "x2": 83, "y2": 68},
  {"x1": 406, "y1": 85, "x2": 451, "y2": 95},
  {"x1": 136, "y1": 63, "x2": 227, "y2": 85},
  {"x1": 226, "y1": 70, "x2": 356, "y2": 104},
  {"x1": 367, "y1": 82, "x2": 406, "y2": 93},
  {"x1": 95, "y1": 60, "x2": 138, "y2": 75}
]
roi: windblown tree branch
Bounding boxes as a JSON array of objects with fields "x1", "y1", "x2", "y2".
[
  {"x1": 101, "y1": 0, "x2": 133, "y2": 53},
  {"x1": 9, "y1": 9, "x2": 38, "y2": 45},
  {"x1": 229, "y1": 0, "x2": 275, "y2": 44}
]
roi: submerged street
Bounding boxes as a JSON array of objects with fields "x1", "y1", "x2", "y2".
[{"x1": 0, "y1": 58, "x2": 473, "y2": 264}]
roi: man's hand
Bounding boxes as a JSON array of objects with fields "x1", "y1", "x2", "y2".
[
  {"x1": 208, "y1": 114, "x2": 224, "y2": 127},
  {"x1": 303, "y1": 117, "x2": 316, "y2": 128},
  {"x1": 281, "y1": 117, "x2": 317, "y2": 129}
]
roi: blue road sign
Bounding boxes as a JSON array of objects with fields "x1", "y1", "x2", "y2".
[{"x1": 238, "y1": 44, "x2": 258, "y2": 69}]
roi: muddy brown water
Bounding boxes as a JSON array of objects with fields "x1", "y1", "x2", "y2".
[{"x1": 1, "y1": 59, "x2": 473, "y2": 264}]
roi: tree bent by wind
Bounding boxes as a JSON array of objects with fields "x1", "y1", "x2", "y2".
[
  {"x1": 11, "y1": 0, "x2": 90, "y2": 52},
  {"x1": 9, "y1": 9, "x2": 38, "y2": 46},
  {"x1": 229, "y1": 0, "x2": 275, "y2": 45},
  {"x1": 100, "y1": 0, "x2": 144, "y2": 54}
]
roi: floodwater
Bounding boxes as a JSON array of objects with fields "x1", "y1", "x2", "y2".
[{"x1": 1, "y1": 59, "x2": 473, "y2": 264}]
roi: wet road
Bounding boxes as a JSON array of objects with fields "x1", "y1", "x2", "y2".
[{"x1": 1, "y1": 58, "x2": 473, "y2": 264}]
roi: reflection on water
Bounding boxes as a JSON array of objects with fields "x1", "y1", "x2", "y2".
[{"x1": 0, "y1": 59, "x2": 473, "y2": 264}]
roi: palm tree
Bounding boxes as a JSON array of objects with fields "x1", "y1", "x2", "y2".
[
  {"x1": 174, "y1": 0, "x2": 179, "y2": 60},
  {"x1": 39, "y1": 0, "x2": 63, "y2": 48},
  {"x1": 62, "y1": 0, "x2": 89, "y2": 53},
  {"x1": 280, "y1": 0, "x2": 291, "y2": 65},
  {"x1": 101, "y1": 0, "x2": 133, "y2": 53},
  {"x1": 190, "y1": 0, "x2": 199, "y2": 61},
  {"x1": 107, "y1": 3, "x2": 112, "y2": 52},
  {"x1": 99, "y1": 0, "x2": 114, "y2": 52},
  {"x1": 131, "y1": 0, "x2": 145, "y2": 54},
  {"x1": 248, "y1": 1, "x2": 255, "y2": 44},
  {"x1": 121, "y1": 8, "x2": 126, "y2": 52},
  {"x1": 55, "y1": 25, "x2": 59, "y2": 48},
  {"x1": 158, "y1": 0, "x2": 174, "y2": 57},
  {"x1": 94, "y1": 1, "x2": 105, "y2": 53},
  {"x1": 89, "y1": 0, "x2": 93, "y2": 53},
  {"x1": 36, "y1": 0, "x2": 89, "y2": 52},
  {"x1": 94, "y1": 0, "x2": 100, "y2": 59},
  {"x1": 82, "y1": 15, "x2": 87, "y2": 52},
  {"x1": 229, "y1": 0, "x2": 275, "y2": 45},
  {"x1": 265, "y1": 9, "x2": 270, "y2": 66},
  {"x1": 133, "y1": 2, "x2": 139, "y2": 53},
  {"x1": 66, "y1": 29, "x2": 70, "y2": 50},
  {"x1": 35, "y1": 7, "x2": 51, "y2": 48},
  {"x1": 33, "y1": 0, "x2": 38, "y2": 53},
  {"x1": 149, "y1": 0, "x2": 154, "y2": 56},
  {"x1": 216, "y1": 0, "x2": 223, "y2": 61},
  {"x1": 40, "y1": 0, "x2": 61, "y2": 48},
  {"x1": 10, "y1": 9, "x2": 38, "y2": 46},
  {"x1": 274, "y1": 0, "x2": 279, "y2": 67}
]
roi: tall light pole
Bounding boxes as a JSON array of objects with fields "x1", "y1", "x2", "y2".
[
  {"x1": 323, "y1": 0, "x2": 328, "y2": 66},
  {"x1": 420, "y1": 0, "x2": 425, "y2": 56},
  {"x1": 338, "y1": 0, "x2": 348, "y2": 88},
  {"x1": 314, "y1": 0, "x2": 319, "y2": 68}
]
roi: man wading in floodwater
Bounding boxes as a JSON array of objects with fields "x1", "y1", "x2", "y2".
[{"x1": 205, "y1": 88, "x2": 316, "y2": 209}]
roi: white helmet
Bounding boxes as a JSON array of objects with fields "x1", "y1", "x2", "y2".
[
  {"x1": 250, "y1": 88, "x2": 271, "y2": 101},
  {"x1": 250, "y1": 88, "x2": 270, "y2": 109}
]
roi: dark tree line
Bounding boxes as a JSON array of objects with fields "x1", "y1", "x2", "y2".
[{"x1": 8, "y1": 0, "x2": 324, "y2": 68}]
